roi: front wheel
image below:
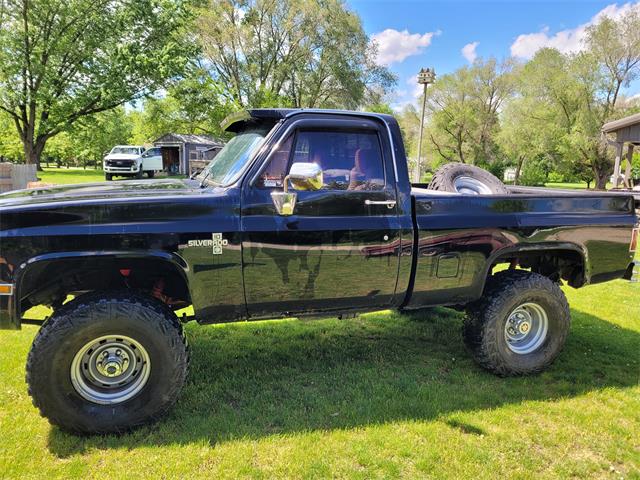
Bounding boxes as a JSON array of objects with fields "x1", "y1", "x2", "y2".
[
  {"x1": 105, "y1": 173, "x2": 113, "y2": 181},
  {"x1": 463, "y1": 270, "x2": 570, "y2": 375},
  {"x1": 26, "y1": 292, "x2": 189, "y2": 434}
]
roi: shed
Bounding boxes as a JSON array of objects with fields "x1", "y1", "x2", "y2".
[
  {"x1": 602, "y1": 112, "x2": 640, "y2": 189},
  {"x1": 152, "y1": 133, "x2": 224, "y2": 175}
]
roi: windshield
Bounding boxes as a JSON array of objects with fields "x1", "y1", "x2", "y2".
[
  {"x1": 199, "y1": 128, "x2": 269, "y2": 186},
  {"x1": 111, "y1": 147, "x2": 141, "y2": 155}
]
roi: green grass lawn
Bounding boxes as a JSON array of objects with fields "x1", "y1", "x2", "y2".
[
  {"x1": 36, "y1": 167, "x2": 186, "y2": 185},
  {"x1": 1, "y1": 277, "x2": 638, "y2": 479},
  {"x1": 38, "y1": 167, "x2": 107, "y2": 184}
]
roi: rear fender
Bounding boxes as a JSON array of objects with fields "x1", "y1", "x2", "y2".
[{"x1": 478, "y1": 243, "x2": 589, "y2": 294}]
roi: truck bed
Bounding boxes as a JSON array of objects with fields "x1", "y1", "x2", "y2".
[{"x1": 405, "y1": 186, "x2": 637, "y2": 309}]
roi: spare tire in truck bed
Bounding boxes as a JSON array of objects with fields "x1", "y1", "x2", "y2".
[{"x1": 428, "y1": 163, "x2": 509, "y2": 195}]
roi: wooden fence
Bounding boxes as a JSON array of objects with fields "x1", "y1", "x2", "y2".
[{"x1": 0, "y1": 163, "x2": 38, "y2": 193}]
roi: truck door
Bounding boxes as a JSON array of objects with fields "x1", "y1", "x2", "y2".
[{"x1": 241, "y1": 118, "x2": 401, "y2": 317}]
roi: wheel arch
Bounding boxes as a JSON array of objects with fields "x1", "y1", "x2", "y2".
[
  {"x1": 15, "y1": 250, "x2": 191, "y2": 321},
  {"x1": 478, "y1": 243, "x2": 589, "y2": 294}
]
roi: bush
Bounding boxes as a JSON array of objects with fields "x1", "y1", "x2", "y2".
[
  {"x1": 477, "y1": 160, "x2": 506, "y2": 182},
  {"x1": 519, "y1": 160, "x2": 548, "y2": 186},
  {"x1": 547, "y1": 171, "x2": 564, "y2": 183}
]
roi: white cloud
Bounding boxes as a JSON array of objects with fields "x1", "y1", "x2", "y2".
[
  {"x1": 510, "y1": 1, "x2": 640, "y2": 59},
  {"x1": 371, "y1": 29, "x2": 439, "y2": 66},
  {"x1": 461, "y1": 41, "x2": 479, "y2": 63}
]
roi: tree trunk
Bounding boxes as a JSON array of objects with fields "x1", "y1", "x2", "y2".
[
  {"x1": 594, "y1": 169, "x2": 608, "y2": 190},
  {"x1": 514, "y1": 155, "x2": 525, "y2": 185},
  {"x1": 21, "y1": 134, "x2": 47, "y2": 171}
]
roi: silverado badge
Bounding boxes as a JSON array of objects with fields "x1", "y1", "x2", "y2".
[{"x1": 184, "y1": 233, "x2": 228, "y2": 255}]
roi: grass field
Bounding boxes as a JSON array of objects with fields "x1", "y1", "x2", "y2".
[
  {"x1": 38, "y1": 167, "x2": 106, "y2": 184},
  {"x1": 1, "y1": 278, "x2": 638, "y2": 479}
]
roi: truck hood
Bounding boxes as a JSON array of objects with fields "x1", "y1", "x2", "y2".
[
  {"x1": 0, "y1": 178, "x2": 202, "y2": 209},
  {"x1": 104, "y1": 153, "x2": 141, "y2": 161}
]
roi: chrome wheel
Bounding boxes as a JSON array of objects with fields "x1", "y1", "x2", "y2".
[
  {"x1": 504, "y1": 302, "x2": 549, "y2": 355},
  {"x1": 453, "y1": 176, "x2": 493, "y2": 195},
  {"x1": 70, "y1": 335, "x2": 151, "y2": 405}
]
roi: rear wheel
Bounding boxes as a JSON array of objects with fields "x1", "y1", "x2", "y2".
[
  {"x1": 463, "y1": 271, "x2": 570, "y2": 375},
  {"x1": 26, "y1": 292, "x2": 189, "y2": 434},
  {"x1": 428, "y1": 163, "x2": 508, "y2": 195},
  {"x1": 147, "y1": 171, "x2": 155, "y2": 178}
]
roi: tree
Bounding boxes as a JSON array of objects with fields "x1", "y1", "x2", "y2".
[
  {"x1": 44, "y1": 107, "x2": 132, "y2": 168},
  {"x1": 500, "y1": 8, "x2": 640, "y2": 189},
  {"x1": 426, "y1": 58, "x2": 514, "y2": 168},
  {"x1": 0, "y1": 0, "x2": 195, "y2": 168},
  {"x1": 197, "y1": 0, "x2": 396, "y2": 109},
  {"x1": 129, "y1": 67, "x2": 238, "y2": 144},
  {"x1": 394, "y1": 103, "x2": 421, "y2": 173},
  {"x1": 0, "y1": 111, "x2": 23, "y2": 161},
  {"x1": 569, "y1": 11, "x2": 640, "y2": 188},
  {"x1": 498, "y1": 49, "x2": 576, "y2": 185}
]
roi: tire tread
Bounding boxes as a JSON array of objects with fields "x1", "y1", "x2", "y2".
[{"x1": 26, "y1": 291, "x2": 189, "y2": 434}]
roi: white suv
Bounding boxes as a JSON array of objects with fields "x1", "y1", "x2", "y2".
[{"x1": 103, "y1": 146, "x2": 163, "y2": 180}]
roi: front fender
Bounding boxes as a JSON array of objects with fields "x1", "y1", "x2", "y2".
[{"x1": 12, "y1": 250, "x2": 190, "y2": 328}]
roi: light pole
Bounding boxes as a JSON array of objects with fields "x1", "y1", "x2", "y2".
[{"x1": 415, "y1": 67, "x2": 435, "y2": 182}]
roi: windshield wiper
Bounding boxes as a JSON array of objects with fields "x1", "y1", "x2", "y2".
[{"x1": 199, "y1": 169, "x2": 212, "y2": 188}]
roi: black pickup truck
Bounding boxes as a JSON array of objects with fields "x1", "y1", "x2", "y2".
[{"x1": 1, "y1": 109, "x2": 638, "y2": 434}]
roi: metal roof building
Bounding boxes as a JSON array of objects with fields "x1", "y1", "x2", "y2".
[
  {"x1": 153, "y1": 133, "x2": 224, "y2": 175},
  {"x1": 602, "y1": 112, "x2": 640, "y2": 190}
]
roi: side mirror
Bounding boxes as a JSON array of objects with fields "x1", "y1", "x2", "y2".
[
  {"x1": 288, "y1": 162, "x2": 323, "y2": 191},
  {"x1": 271, "y1": 162, "x2": 323, "y2": 216}
]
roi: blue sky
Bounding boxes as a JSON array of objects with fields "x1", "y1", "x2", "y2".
[{"x1": 346, "y1": 0, "x2": 640, "y2": 109}]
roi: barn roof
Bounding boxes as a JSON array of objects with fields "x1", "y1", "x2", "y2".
[
  {"x1": 153, "y1": 133, "x2": 224, "y2": 146},
  {"x1": 602, "y1": 113, "x2": 640, "y2": 133}
]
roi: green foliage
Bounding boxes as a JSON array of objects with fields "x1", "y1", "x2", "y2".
[
  {"x1": 197, "y1": 0, "x2": 396, "y2": 109},
  {"x1": 364, "y1": 103, "x2": 395, "y2": 115},
  {"x1": 44, "y1": 108, "x2": 132, "y2": 167},
  {"x1": 632, "y1": 151, "x2": 640, "y2": 180},
  {"x1": 395, "y1": 104, "x2": 421, "y2": 173},
  {"x1": 129, "y1": 68, "x2": 238, "y2": 144},
  {"x1": 0, "y1": 111, "x2": 23, "y2": 161},
  {"x1": 0, "y1": 0, "x2": 196, "y2": 165},
  {"x1": 427, "y1": 58, "x2": 514, "y2": 170},
  {"x1": 519, "y1": 158, "x2": 550, "y2": 186}
]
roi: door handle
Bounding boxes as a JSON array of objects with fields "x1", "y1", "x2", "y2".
[{"x1": 364, "y1": 199, "x2": 397, "y2": 209}]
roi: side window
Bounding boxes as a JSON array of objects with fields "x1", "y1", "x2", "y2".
[
  {"x1": 291, "y1": 130, "x2": 385, "y2": 191},
  {"x1": 257, "y1": 129, "x2": 386, "y2": 191},
  {"x1": 257, "y1": 134, "x2": 294, "y2": 188}
]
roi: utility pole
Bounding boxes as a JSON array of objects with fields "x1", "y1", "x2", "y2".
[{"x1": 415, "y1": 67, "x2": 436, "y2": 182}]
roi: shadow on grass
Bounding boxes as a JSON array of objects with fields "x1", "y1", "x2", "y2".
[{"x1": 47, "y1": 307, "x2": 639, "y2": 457}]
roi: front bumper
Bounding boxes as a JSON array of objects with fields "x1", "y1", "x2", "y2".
[{"x1": 103, "y1": 161, "x2": 140, "y2": 173}]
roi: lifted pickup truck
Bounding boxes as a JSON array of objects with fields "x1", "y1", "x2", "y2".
[{"x1": 1, "y1": 109, "x2": 638, "y2": 434}]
